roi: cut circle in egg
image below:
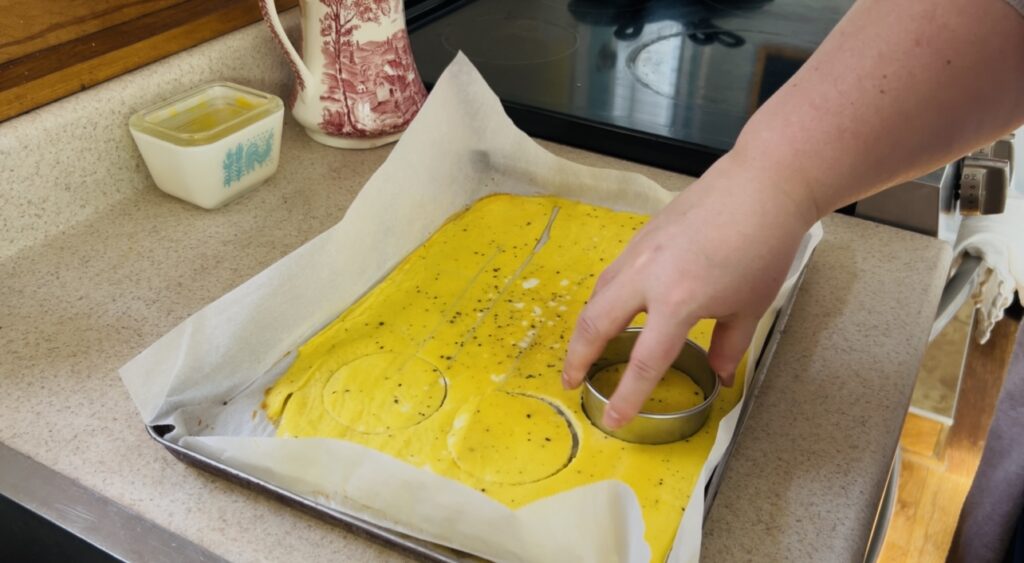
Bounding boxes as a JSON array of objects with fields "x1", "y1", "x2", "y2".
[
  {"x1": 448, "y1": 391, "x2": 576, "y2": 485},
  {"x1": 322, "y1": 353, "x2": 446, "y2": 433}
]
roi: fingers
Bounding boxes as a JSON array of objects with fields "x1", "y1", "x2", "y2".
[
  {"x1": 562, "y1": 274, "x2": 643, "y2": 391},
  {"x1": 707, "y1": 315, "x2": 759, "y2": 387},
  {"x1": 591, "y1": 265, "x2": 620, "y2": 298},
  {"x1": 603, "y1": 311, "x2": 696, "y2": 430}
]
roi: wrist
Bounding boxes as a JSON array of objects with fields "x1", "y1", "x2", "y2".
[{"x1": 690, "y1": 148, "x2": 822, "y2": 232}]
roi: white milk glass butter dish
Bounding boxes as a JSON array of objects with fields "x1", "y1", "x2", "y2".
[{"x1": 129, "y1": 81, "x2": 284, "y2": 209}]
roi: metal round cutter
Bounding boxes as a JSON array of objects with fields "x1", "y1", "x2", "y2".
[{"x1": 582, "y1": 328, "x2": 720, "y2": 444}]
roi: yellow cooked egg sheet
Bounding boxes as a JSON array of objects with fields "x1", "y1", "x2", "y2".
[{"x1": 263, "y1": 194, "x2": 747, "y2": 561}]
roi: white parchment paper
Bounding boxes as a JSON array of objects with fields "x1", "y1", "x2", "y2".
[{"x1": 120, "y1": 54, "x2": 822, "y2": 562}]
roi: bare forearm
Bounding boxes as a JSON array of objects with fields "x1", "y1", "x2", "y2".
[
  {"x1": 732, "y1": 0, "x2": 1024, "y2": 218},
  {"x1": 564, "y1": 0, "x2": 1024, "y2": 427}
]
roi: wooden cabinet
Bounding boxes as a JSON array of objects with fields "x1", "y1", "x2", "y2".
[{"x1": 0, "y1": 0, "x2": 298, "y2": 122}]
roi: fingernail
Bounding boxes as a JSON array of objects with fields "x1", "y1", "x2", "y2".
[
  {"x1": 604, "y1": 407, "x2": 624, "y2": 430},
  {"x1": 561, "y1": 371, "x2": 571, "y2": 390}
]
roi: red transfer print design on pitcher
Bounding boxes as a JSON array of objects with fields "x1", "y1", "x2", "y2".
[
  {"x1": 317, "y1": 0, "x2": 428, "y2": 138},
  {"x1": 257, "y1": 0, "x2": 304, "y2": 110}
]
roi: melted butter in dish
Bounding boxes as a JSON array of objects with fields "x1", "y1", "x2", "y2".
[{"x1": 263, "y1": 195, "x2": 747, "y2": 560}]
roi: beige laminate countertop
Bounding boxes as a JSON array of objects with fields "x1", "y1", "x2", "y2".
[{"x1": 0, "y1": 12, "x2": 952, "y2": 563}]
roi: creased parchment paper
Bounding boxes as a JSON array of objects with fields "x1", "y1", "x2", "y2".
[{"x1": 120, "y1": 53, "x2": 822, "y2": 562}]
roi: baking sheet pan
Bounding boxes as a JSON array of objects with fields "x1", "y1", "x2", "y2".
[
  {"x1": 122, "y1": 54, "x2": 823, "y2": 561},
  {"x1": 145, "y1": 264, "x2": 809, "y2": 562}
]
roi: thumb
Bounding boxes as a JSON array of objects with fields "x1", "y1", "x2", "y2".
[{"x1": 707, "y1": 316, "x2": 759, "y2": 387}]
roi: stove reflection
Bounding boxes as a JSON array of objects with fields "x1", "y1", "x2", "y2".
[
  {"x1": 567, "y1": 0, "x2": 771, "y2": 45},
  {"x1": 410, "y1": 0, "x2": 844, "y2": 165}
]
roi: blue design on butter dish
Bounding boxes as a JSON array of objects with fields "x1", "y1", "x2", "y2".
[
  {"x1": 129, "y1": 81, "x2": 283, "y2": 209},
  {"x1": 223, "y1": 130, "x2": 275, "y2": 188}
]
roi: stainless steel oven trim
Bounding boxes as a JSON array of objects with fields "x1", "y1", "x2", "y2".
[
  {"x1": 0, "y1": 442, "x2": 226, "y2": 563},
  {"x1": 854, "y1": 164, "x2": 962, "y2": 244},
  {"x1": 931, "y1": 254, "x2": 984, "y2": 342}
]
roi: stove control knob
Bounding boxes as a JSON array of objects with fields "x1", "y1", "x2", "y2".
[
  {"x1": 971, "y1": 134, "x2": 1014, "y2": 174},
  {"x1": 960, "y1": 155, "x2": 1009, "y2": 215}
]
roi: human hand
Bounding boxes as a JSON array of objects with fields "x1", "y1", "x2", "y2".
[{"x1": 561, "y1": 153, "x2": 818, "y2": 430}]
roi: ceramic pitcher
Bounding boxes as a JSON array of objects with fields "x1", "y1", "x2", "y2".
[{"x1": 259, "y1": 0, "x2": 428, "y2": 149}]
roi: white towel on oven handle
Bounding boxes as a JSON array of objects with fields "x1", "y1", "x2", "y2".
[{"x1": 954, "y1": 194, "x2": 1024, "y2": 344}]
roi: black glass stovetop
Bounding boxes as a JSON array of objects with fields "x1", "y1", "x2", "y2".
[{"x1": 407, "y1": 0, "x2": 852, "y2": 176}]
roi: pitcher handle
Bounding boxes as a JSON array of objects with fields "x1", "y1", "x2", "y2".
[{"x1": 258, "y1": 0, "x2": 314, "y2": 99}]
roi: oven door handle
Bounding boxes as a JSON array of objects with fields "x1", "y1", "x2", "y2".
[{"x1": 931, "y1": 254, "x2": 984, "y2": 341}]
